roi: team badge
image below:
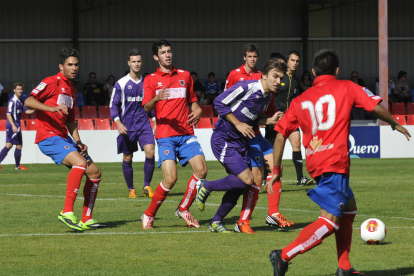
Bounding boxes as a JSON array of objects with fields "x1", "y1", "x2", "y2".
[
  {"x1": 61, "y1": 88, "x2": 66, "y2": 93},
  {"x1": 338, "y1": 202, "x2": 344, "y2": 210},
  {"x1": 179, "y1": 80, "x2": 185, "y2": 86},
  {"x1": 128, "y1": 85, "x2": 132, "y2": 89},
  {"x1": 64, "y1": 145, "x2": 70, "y2": 149},
  {"x1": 255, "y1": 156, "x2": 260, "y2": 163},
  {"x1": 164, "y1": 150, "x2": 169, "y2": 155}
]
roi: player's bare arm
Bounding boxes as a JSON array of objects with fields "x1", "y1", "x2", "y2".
[
  {"x1": 371, "y1": 104, "x2": 411, "y2": 141},
  {"x1": 187, "y1": 102, "x2": 202, "y2": 126},
  {"x1": 25, "y1": 108, "x2": 35, "y2": 115},
  {"x1": 258, "y1": 111, "x2": 284, "y2": 125},
  {"x1": 25, "y1": 96, "x2": 68, "y2": 116},
  {"x1": 66, "y1": 121, "x2": 88, "y2": 155},
  {"x1": 115, "y1": 119, "x2": 128, "y2": 135},
  {"x1": 225, "y1": 113, "x2": 255, "y2": 138},
  {"x1": 143, "y1": 87, "x2": 169, "y2": 113}
]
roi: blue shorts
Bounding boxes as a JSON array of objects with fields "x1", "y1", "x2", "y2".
[
  {"x1": 248, "y1": 134, "x2": 273, "y2": 168},
  {"x1": 211, "y1": 131, "x2": 250, "y2": 176},
  {"x1": 156, "y1": 135, "x2": 204, "y2": 168},
  {"x1": 38, "y1": 136, "x2": 91, "y2": 165},
  {"x1": 117, "y1": 128, "x2": 155, "y2": 155},
  {"x1": 6, "y1": 127, "x2": 23, "y2": 145},
  {"x1": 307, "y1": 173, "x2": 354, "y2": 218}
]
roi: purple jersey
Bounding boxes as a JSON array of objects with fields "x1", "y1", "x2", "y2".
[
  {"x1": 213, "y1": 79, "x2": 270, "y2": 140},
  {"x1": 6, "y1": 95, "x2": 27, "y2": 128},
  {"x1": 110, "y1": 74, "x2": 153, "y2": 132}
]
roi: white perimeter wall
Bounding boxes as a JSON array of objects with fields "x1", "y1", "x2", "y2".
[{"x1": 0, "y1": 126, "x2": 413, "y2": 165}]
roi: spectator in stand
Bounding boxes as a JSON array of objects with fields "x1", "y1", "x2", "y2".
[
  {"x1": 0, "y1": 84, "x2": 10, "y2": 106},
  {"x1": 299, "y1": 70, "x2": 313, "y2": 93},
  {"x1": 375, "y1": 77, "x2": 395, "y2": 97},
  {"x1": 203, "y1": 72, "x2": 222, "y2": 104},
  {"x1": 103, "y1": 75, "x2": 116, "y2": 99},
  {"x1": 83, "y1": 72, "x2": 107, "y2": 105},
  {"x1": 191, "y1": 71, "x2": 205, "y2": 94},
  {"x1": 350, "y1": 71, "x2": 366, "y2": 120},
  {"x1": 395, "y1": 71, "x2": 413, "y2": 104}
]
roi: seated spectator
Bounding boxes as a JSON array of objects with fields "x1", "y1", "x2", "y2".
[
  {"x1": 103, "y1": 75, "x2": 116, "y2": 99},
  {"x1": 83, "y1": 72, "x2": 107, "y2": 105},
  {"x1": 190, "y1": 71, "x2": 205, "y2": 94},
  {"x1": 395, "y1": 71, "x2": 413, "y2": 104},
  {"x1": 375, "y1": 77, "x2": 395, "y2": 97},
  {"x1": 350, "y1": 71, "x2": 365, "y2": 86},
  {"x1": 203, "y1": 72, "x2": 222, "y2": 103},
  {"x1": 299, "y1": 70, "x2": 313, "y2": 93},
  {"x1": 196, "y1": 90, "x2": 209, "y2": 105}
]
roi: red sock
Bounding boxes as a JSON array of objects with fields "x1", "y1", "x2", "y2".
[
  {"x1": 336, "y1": 210, "x2": 357, "y2": 270},
  {"x1": 145, "y1": 181, "x2": 170, "y2": 217},
  {"x1": 267, "y1": 175, "x2": 281, "y2": 215},
  {"x1": 179, "y1": 174, "x2": 200, "y2": 212},
  {"x1": 63, "y1": 165, "x2": 86, "y2": 213},
  {"x1": 81, "y1": 178, "x2": 101, "y2": 223},
  {"x1": 238, "y1": 184, "x2": 260, "y2": 224},
  {"x1": 281, "y1": 216, "x2": 338, "y2": 262}
]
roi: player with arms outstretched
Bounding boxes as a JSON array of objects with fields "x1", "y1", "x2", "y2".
[
  {"x1": 268, "y1": 49, "x2": 411, "y2": 276},
  {"x1": 141, "y1": 39, "x2": 207, "y2": 229},
  {"x1": 25, "y1": 47, "x2": 105, "y2": 231}
]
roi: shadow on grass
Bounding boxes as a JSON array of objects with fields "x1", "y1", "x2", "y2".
[
  {"x1": 364, "y1": 267, "x2": 414, "y2": 276},
  {"x1": 101, "y1": 219, "x2": 141, "y2": 229}
]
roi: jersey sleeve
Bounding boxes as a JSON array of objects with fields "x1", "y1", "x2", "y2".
[
  {"x1": 109, "y1": 82, "x2": 122, "y2": 121},
  {"x1": 7, "y1": 100, "x2": 14, "y2": 114},
  {"x1": 274, "y1": 103, "x2": 299, "y2": 139},
  {"x1": 30, "y1": 77, "x2": 55, "y2": 102},
  {"x1": 142, "y1": 77, "x2": 155, "y2": 106},
  {"x1": 349, "y1": 82, "x2": 382, "y2": 112},
  {"x1": 214, "y1": 82, "x2": 248, "y2": 118},
  {"x1": 186, "y1": 73, "x2": 197, "y2": 104}
]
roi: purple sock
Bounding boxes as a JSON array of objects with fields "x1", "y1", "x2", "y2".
[
  {"x1": 211, "y1": 189, "x2": 244, "y2": 222},
  {"x1": 143, "y1": 157, "x2": 155, "y2": 187},
  {"x1": 0, "y1": 147, "x2": 11, "y2": 163},
  {"x1": 204, "y1": 175, "x2": 249, "y2": 191},
  {"x1": 122, "y1": 160, "x2": 134, "y2": 190},
  {"x1": 14, "y1": 148, "x2": 21, "y2": 168}
]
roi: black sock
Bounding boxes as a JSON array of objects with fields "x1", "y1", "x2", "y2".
[{"x1": 292, "y1": 151, "x2": 303, "y2": 181}]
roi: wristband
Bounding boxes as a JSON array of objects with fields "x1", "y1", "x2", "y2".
[{"x1": 273, "y1": 166, "x2": 281, "y2": 175}]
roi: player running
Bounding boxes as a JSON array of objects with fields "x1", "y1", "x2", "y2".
[
  {"x1": 25, "y1": 47, "x2": 105, "y2": 231},
  {"x1": 110, "y1": 49, "x2": 156, "y2": 199},
  {"x1": 141, "y1": 39, "x2": 207, "y2": 229},
  {"x1": 268, "y1": 49, "x2": 410, "y2": 276},
  {"x1": 0, "y1": 82, "x2": 34, "y2": 170},
  {"x1": 196, "y1": 58, "x2": 286, "y2": 233}
]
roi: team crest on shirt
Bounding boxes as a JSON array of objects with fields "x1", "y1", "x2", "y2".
[
  {"x1": 157, "y1": 82, "x2": 163, "y2": 87},
  {"x1": 255, "y1": 156, "x2": 260, "y2": 163},
  {"x1": 179, "y1": 80, "x2": 185, "y2": 86},
  {"x1": 339, "y1": 202, "x2": 344, "y2": 210},
  {"x1": 164, "y1": 150, "x2": 169, "y2": 155},
  {"x1": 61, "y1": 88, "x2": 66, "y2": 93},
  {"x1": 128, "y1": 85, "x2": 132, "y2": 90},
  {"x1": 64, "y1": 145, "x2": 70, "y2": 149}
]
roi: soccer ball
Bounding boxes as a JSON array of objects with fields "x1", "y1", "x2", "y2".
[{"x1": 360, "y1": 218, "x2": 386, "y2": 244}]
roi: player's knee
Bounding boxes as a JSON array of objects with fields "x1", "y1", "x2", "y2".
[
  {"x1": 123, "y1": 154, "x2": 133, "y2": 162},
  {"x1": 77, "y1": 159, "x2": 87, "y2": 167}
]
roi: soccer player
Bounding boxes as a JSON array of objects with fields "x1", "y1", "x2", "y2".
[
  {"x1": 25, "y1": 47, "x2": 105, "y2": 231},
  {"x1": 196, "y1": 59, "x2": 286, "y2": 233},
  {"x1": 0, "y1": 82, "x2": 34, "y2": 170},
  {"x1": 110, "y1": 49, "x2": 156, "y2": 199},
  {"x1": 273, "y1": 51, "x2": 314, "y2": 186},
  {"x1": 141, "y1": 39, "x2": 207, "y2": 229},
  {"x1": 268, "y1": 49, "x2": 411, "y2": 276}
]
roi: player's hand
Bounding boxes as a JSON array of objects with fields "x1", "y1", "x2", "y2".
[
  {"x1": 50, "y1": 105, "x2": 68, "y2": 116},
  {"x1": 394, "y1": 124, "x2": 411, "y2": 141},
  {"x1": 187, "y1": 107, "x2": 202, "y2": 126},
  {"x1": 264, "y1": 164, "x2": 283, "y2": 194},
  {"x1": 12, "y1": 126, "x2": 18, "y2": 133},
  {"x1": 117, "y1": 122, "x2": 128, "y2": 135},
  {"x1": 155, "y1": 87, "x2": 170, "y2": 101},
  {"x1": 235, "y1": 122, "x2": 255, "y2": 138},
  {"x1": 76, "y1": 141, "x2": 88, "y2": 156},
  {"x1": 268, "y1": 111, "x2": 284, "y2": 125}
]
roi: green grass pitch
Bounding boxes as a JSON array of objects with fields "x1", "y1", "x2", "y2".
[{"x1": 0, "y1": 158, "x2": 413, "y2": 275}]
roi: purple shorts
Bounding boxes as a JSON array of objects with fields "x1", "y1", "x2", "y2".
[
  {"x1": 117, "y1": 128, "x2": 155, "y2": 155},
  {"x1": 211, "y1": 131, "x2": 250, "y2": 176},
  {"x1": 5, "y1": 127, "x2": 23, "y2": 145}
]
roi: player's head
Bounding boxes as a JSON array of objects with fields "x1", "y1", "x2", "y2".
[
  {"x1": 152, "y1": 39, "x2": 172, "y2": 68},
  {"x1": 128, "y1": 48, "x2": 143, "y2": 74},
  {"x1": 58, "y1": 47, "x2": 79, "y2": 81},
  {"x1": 190, "y1": 71, "x2": 198, "y2": 82},
  {"x1": 286, "y1": 51, "x2": 300, "y2": 73},
  {"x1": 208, "y1": 72, "x2": 215, "y2": 84},
  {"x1": 312, "y1": 49, "x2": 339, "y2": 77},
  {"x1": 243, "y1": 43, "x2": 259, "y2": 70},
  {"x1": 269, "y1": 52, "x2": 286, "y2": 64},
  {"x1": 13, "y1": 82, "x2": 24, "y2": 97},
  {"x1": 261, "y1": 59, "x2": 287, "y2": 92}
]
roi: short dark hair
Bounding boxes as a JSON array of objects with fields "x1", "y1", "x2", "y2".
[
  {"x1": 398, "y1": 71, "x2": 407, "y2": 79},
  {"x1": 269, "y1": 52, "x2": 286, "y2": 61},
  {"x1": 14, "y1": 82, "x2": 24, "y2": 89},
  {"x1": 190, "y1": 71, "x2": 198, "y2": 77},
  {"x1": 208, "y1": 72, "x2": 215, "y2": 78},
  {"x1": 262, "y1": 58, "x2": 287, "y2": 76},
  {"x1": 59, "y1": 47, "x2": 79, "y2": 65},
  {"x1": 152, "y1": 39, "x2": 172, "y2": 56},
  {"x1": 89, "y1": 72, "x2": 96, "y2": 78},
  {"x1": 129, "y1": 48, "x2": 142, "y2": 59},
  {"x1": 243, "y1": 43, "x2": 259, "y2": 57},
  {"x1": 287, "y1": 50, "x2": 300, "y2": 60},
  {"x1": 313, "y1": 49, "x2": 339, "y2": 76}
]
